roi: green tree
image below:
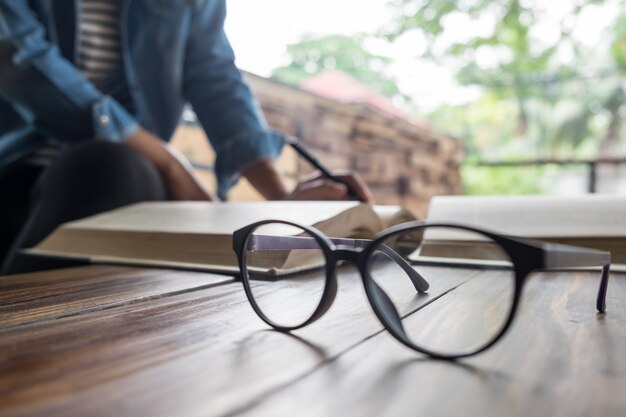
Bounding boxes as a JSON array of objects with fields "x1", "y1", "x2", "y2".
[
  {"x1": 384, "y1": 0, "x2": 626, "y2": 156},
  {"x1": 385, "y1": 0, "x2": 572, "y2": 136},
  {"x1": 271, "y1": 33, "x2": 401, "y2": 98},
  {"x1": 380, "y1": 0, "x2": 626, "y2": 194}
]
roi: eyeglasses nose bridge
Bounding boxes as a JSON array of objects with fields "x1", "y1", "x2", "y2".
[{"x1": 330, "y1": 247, "x2": 362, "y2": 266}]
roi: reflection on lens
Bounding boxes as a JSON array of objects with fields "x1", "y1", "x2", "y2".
[
  {"x1": 244, "y1": 223, "x2": 327, "y2": 328},
  {"x1": 366, "y1": 225, "x2": 515, "y2": 356}
]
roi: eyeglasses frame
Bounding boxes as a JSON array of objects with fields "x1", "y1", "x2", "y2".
[{"x1": 232, "y1": 220, "x2": 611, "y2": 360}]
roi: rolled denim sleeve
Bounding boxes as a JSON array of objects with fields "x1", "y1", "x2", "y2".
[
  {"x1": 182, "y1": 0, "x2": 283, "y2": 198},
  {"x1": 213, "y1": 130, "x2": 284, "y2": 199},
  {"x1": 0, "y1": 0, "x2": 139, "y2": 144},
  {"x1": 92, "y1": 97, "x2": 140, "y2": 142}
]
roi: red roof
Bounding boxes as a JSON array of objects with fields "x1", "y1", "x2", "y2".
[{"x1": 300, "y1": 70, "x2": 410, "y2": 120}]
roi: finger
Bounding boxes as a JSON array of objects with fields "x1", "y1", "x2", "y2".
[
  {"x1": 335, "y1": 173, "x2": 375, "y2": 203},
  {"x1": 299, "y1": 170, "x2": 323, "y2": 184},
  {"x1": 298, "y1": 170, "x2": 374, "y2": 202},
  {"x1": 291, "y1": 179, "x2": 348, "y2": 200}
]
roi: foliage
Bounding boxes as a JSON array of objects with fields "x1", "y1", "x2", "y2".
[
  {"x1": 610, "y1": 14, "x2": 626, "y2": 71},
  {"x1": 385, "y1": 0, "x2": 626, "y2": 157},
  {"x1": 462, "y1": 164, "x2": 546, "y2": 195},
  {"x1": 267, "y1": 1, "x2": 626, "y2": 195},
  {"x1": 271, "y1": 33, "x2": 402, "y2": 98},
  {"x1": 427, "y1": 93, "x2": 518, "y2": 157}
]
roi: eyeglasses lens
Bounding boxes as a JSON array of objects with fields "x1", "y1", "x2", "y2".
[
  {"x1": 244, "y1": 223, "x2": 327, "y2": 328},
  {"x1": 367, "y1": 226, "x2": 516, "y2": 356}
]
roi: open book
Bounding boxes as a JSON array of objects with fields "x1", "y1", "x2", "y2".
[
  {"x1": 424, "y1": 194, "x2": 626, "y2": 264},
  {"x1": 27, "y1": 201, "x2": 417, "y2": 274}
]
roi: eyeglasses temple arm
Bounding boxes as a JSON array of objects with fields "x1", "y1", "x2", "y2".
[
  {"x1": 543, "y1": 243, "x2": 611, "y2": 313},
  {"x1": 374, "y1": 243, "x2": 429, "y2": 292},
  {"x1": 247, "y1": 235, "x2": 429, "y2": 293}
]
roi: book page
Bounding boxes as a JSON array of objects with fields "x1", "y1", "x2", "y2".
[
  {"x1": 372, "y1": 205, "x2": 420, "y2": 228},
  {"x1": 31, "y1": 202, "x2": 398, "y2": 273},
  {"x1": 313, "y1": 203, "x2": 385, "y2": 239},
  {"x1": 58, "y1": 201, "x2": 365, "y2": 234},
  {"x1": 426, "y1": 195, "x2": 626, "y2": 238}
]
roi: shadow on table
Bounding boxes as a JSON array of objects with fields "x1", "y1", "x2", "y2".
[{"x1": 235, "y1": 329, "x2": 331, "y2": 362}]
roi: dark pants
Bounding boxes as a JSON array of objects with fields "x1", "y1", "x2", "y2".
[{"x1": 0, "y1": 141, "x2": 169, "y2": 275}]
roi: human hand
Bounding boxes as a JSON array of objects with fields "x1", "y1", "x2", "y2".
[
  {"x1": 125, "y1": 128, "x2": 216, "y2": 201},
  {"x1": 287, "y1": 170, "x2": 374, "y2": 203},
  {"x1": 162, "y1": 153, "x2": 216, "y2": 201}
]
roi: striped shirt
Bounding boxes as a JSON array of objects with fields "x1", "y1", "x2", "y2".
[
  {"x1": 76, "y1": 0, "x2": 133, "y2": 112},
  {"x1": 77, "y1": 0, "x2": 122, "y2": 88},
  {"x1": 25, "y1": 0, "x2": 133, "y2": 166}
]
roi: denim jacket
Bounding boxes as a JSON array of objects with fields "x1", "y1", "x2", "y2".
[{"x1": 0, "y1": 0, "x2": 283, "y2": 197}]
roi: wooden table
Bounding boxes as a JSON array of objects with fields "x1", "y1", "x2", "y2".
[{"x1": 1, "y1": 265, "x2": 625, "y2": 417}]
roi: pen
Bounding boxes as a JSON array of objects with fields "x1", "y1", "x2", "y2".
[{"x1": 285, "y1": 137, "x2": 365, "y2": 202}]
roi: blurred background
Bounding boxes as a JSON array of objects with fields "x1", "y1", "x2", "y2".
[{"x1": 172, "y1": 0, "x2": 626, "y2": 215}]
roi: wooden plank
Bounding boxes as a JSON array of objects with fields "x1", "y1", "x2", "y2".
[
  {"x1": 237, "y1": 271, "x2": 626, "y2": 417},
  {"x1": 0, "y1": 265, "x2": 470, "y2": 417},
  {"x1": 0, "y1": 266, "x2": 233, "y2": 329}
]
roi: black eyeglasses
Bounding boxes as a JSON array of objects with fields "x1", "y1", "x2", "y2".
[{"x1": 232, "y1": 220, "x2": 611, "y2": 359}]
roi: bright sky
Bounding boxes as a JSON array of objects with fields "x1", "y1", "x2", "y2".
[
  {"x1": 224, "y1": 0, "x2": 477, "y2": 112},
  {"x1": 225, "y1": 0, "x2": 392, "y2": 75},
  {"x1": 224, "y1": 0, "x2": 614, "y2": 113}
]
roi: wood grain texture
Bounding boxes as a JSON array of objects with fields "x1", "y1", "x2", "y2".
[
  {"x1": 0, "y1": 266, "x2": 232, "y2": 329},
  {"x1": 0, "y1": 266, "x2": 465, "y2": 417},
  {"x1": 239, "y1": 271, "x2": 626, "y2": 417},
  {"x1": 2, "y1": 266, "x2": 624, "y2": 417}
]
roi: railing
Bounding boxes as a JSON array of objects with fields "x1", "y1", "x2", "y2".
[{"x1": 479, "y1": 158, "x2": 626, "y2": 193}]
